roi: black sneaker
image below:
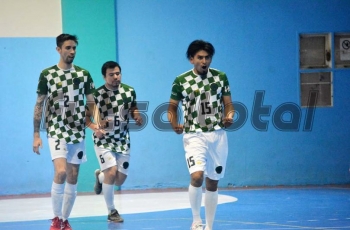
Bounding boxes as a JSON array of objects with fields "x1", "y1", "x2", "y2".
[
  {"x1": 94, "y1": 169, "x2": 102, "y2": 194},
  {"x1": 108, "y1": 209, "x2": 124, "y2": 222}
]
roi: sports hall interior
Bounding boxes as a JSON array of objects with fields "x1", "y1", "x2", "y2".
[{"x1": 0, "y1": 1, "x2": 349, "y2": 229}]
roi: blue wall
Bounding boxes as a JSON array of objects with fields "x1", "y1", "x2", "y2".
[
  {"x1": 0, "y1": 0, "x2": 349, "y2": 196},
  {"x1": 115, "y1": 0, "x2": 350, "y2": 188},
  {"x1": 0, "y1": 38, "x2": 57, "y2": 195}
]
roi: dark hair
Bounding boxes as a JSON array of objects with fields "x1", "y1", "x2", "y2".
[
  {"x1": 101, "y1": 61, "x2": 122, "y2": 76},
  {"x1": 186, "y1": 40, "x2": 215, "y2": 59},
  {"x1": 56, "y1": 34, "x2": 78, "y2": 48}
]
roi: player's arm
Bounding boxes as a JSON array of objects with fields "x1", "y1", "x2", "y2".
[
  {"x1": 222, "y1": 95, "x2": 234, "y2": 128},
  {"x1": 130, "y1": 104, "x2": 143, "y2": 126},
  {"x1": 85, "y1": 94, "x2": 105, "y2": 138},
  {"x1": 85, "y1": 94, "x2": 98, "y2": 129},
  {"x1": 33, "y1": 94, "x2": 47, "y2": 154},
  {"x1": 168, "y1": 99, "x2": 183, "y2": 134}
]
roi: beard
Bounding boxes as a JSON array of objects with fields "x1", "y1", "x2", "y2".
[
  {"x1": 65, "y1": 56, "x2": 74, "y2": 64},
  {"x1": 106, "y1": 81, "x2": 120, "y2": 90}
]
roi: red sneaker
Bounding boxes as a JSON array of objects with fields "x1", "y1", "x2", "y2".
[
  {"x1": 49, "y1": 217, "x2": 62, "y2": 230},
  {"x1": 61, "y1": 219, "x2": 72, "y2": 230}
]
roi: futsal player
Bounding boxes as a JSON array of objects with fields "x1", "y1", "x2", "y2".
[{"x1": 167, "y1": 40, "x2": 234, "y2": 230}]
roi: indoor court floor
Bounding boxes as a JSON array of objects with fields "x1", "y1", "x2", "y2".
[{"x1": 0, "y1": 186, "x2": 349, "y2": 230}]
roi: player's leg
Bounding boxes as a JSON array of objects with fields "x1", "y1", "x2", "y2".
[
  {"x1": 94, "y1": 146, "x2": 114, "y2": 194},
  {"x1": 62, "y1": 163, "x2": 79, "y2": 221},
  {"x1": 107, "y1": 152, "x2": 129, "y2": 222},
  {"x1": 48, "y1": 137, "x2": 69, "y2": 229},
  {"x1": 103, "y1": 166, "x2": 124, "y2": 222},
  {"x1": 204, "y1": 178, "x2": 219, "y2": 230},
  {"x1": 204, "y1": 130, "x2": 228, "y2": 230},
  {"x1": 52, "y1": 158, "x2": 67, "y2": 219},
  {"x1": 61, "y1": 140, "x2": 87, "y2": 229},
  {"x1": 184, "y1": 133, "x2": 207, "y2": 229},
  {"x1": 59, "y1": 162, "x2": 79, "y2": 229},
  {"x1": 114, "y1": 152, "x2": 129, "y2": 186},
  {"x1": 94, "y1": 146, "x2": 124, "y2": 222},
  {"x1": 102, "y1": 166, "x2": 118, "y2": 212},
  {"x1": 115, "y1": 171, "x2": 127, "y2": 186},
  {"x1": 189, "y1": 171, "x2": 205, "y2": 230}
]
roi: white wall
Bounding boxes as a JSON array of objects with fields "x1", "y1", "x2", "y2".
[{"x1": 0, "y1": 0, "x2": 61, "y2": 37}]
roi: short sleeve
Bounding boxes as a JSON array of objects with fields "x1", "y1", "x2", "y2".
[
  {"x1": 170, "y1": 78, "x2": 183, "y2": 101},
  {"x1": 84, "y1": 72, "x2": 95, "y2": 95},
  {"x1": 36, "y1": 72, "x2": 48, "y2": 95},
  {"x1": 131, "y1": 89, "x2": 137, "y2": 107},
  {"x1": 221, "y1": 73, "x2": 231, "y2": 96}
]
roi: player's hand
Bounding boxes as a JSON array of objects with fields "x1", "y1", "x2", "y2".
[
  {"x1": 94, "y1": 128, "x2": 106, "y2": 138},
  {"x1": 93, "y1": 122, "x2": 106, "y2": 138},
  {"x1": 99, "y1": 119, "x2": 109, "y2": 129},
  {"x1": 134, "y1": 115, "x2": 143, "y2": 126},
  {"x1": 173, "y1": 124, "x2": 184, "y2": 134},
  {"x1": 223, "y1": 117, "x2": 233, "y2": 128},
  {"x1": 33, "y1": 136, "x2": 43, "y2": 155}
]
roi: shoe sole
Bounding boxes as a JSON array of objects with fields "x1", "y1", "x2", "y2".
[{"x1": 108, "y1": 219, "x2": 124, "y2": 223}]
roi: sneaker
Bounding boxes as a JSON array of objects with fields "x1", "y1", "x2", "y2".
[
  {"x1": 49, "y1": 217, "x2": 62, "y2": 230},
  {"x1": 94, "y1": 169, "x2": 102, "y2": 194},
  {"x1": 61, "y1": 219, "x2": 72, "y2": 230},
  {"x1": 190, "y1": 222, "x2": 205, "y2": 230},
  {"x1": 108, "y1": 209, "x2": 124, "y2": 222}
]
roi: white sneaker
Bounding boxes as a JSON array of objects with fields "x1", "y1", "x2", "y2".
[{"x1": 190, "y1": 222, "x2": 205, "y2": 230}]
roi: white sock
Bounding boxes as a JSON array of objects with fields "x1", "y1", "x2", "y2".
[
  {"x1": 189, "y1": 184, "x2": 203, "y2": 223},
  {"x1": 98, "y1": 171, "x2": 105, "y2": 184},
  {"x1": 103, "y1": 183, "x2": 115, "y2": 212},
  {"x1": 62, "y1": 182, "x2": 77, "y2": 221},
  {"x1": 205, "y1": 189, "x2": 218, "y2": 230},
  {"x1": 51, "y1": 182, "x2": 64, "y2": 219}
]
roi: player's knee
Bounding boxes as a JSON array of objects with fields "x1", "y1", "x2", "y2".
[
  {"x1": 206, "y1": 177, "x2": 219, "y2": 191},
  {"x1": 55, "y1": 170, "x2": 67, "y2": 183},
  {"x1": 115, "y1": 173, "x2": 127, "y2": 186},
  {"x1": 191, "y1": 172, "x2": 204, "y2": 187},
  {"x1": 66, "y1": 172, "x2": 79, "y2": 184},
  {"x1": 206, "y1": 184, "x2": 218, "y2": 192},
  {"x1": 191, "y1": 180, "x2": 203, "y2": 187},
  {"x1": 106, "y1": 167, "x2": 118, "y2": 179}
]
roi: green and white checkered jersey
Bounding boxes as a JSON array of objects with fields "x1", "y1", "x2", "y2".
[
  {"x1": 93, "y1": 84, "x2": 137, "y2": 154},
  {"x1": 170, "y1": 68, "x2": 231, "y2": 133},
  {"x1": 36, "y1": 65, "x2": 95, "y2": 144}
]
